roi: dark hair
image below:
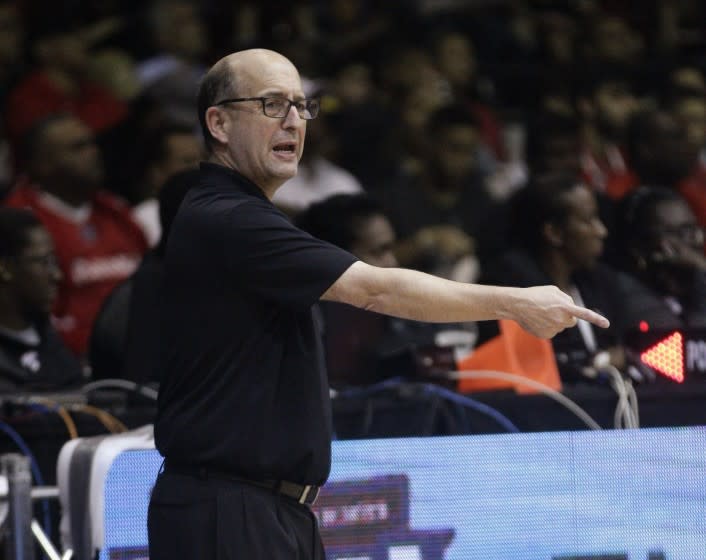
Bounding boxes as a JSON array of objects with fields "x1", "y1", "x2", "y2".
[
  {"x1": 296, "y1": 194, "x2": 385, "y2": 251},
  {"x1": 137, "y1": 123, "x2": 198, "y2": 181},
  {"x1": 0, "y1": 208, "x2": 43, "y2": 259},
  {"x1": 508, "y1": 172, "x2": 584, "y2": 255},
  {"x1": 156, "y1": 168, "x2": 201, "y2": 256},
  {"x1": 617, "y1": 186, "x2": 683, "y2": 247},
  {"x1": 197, "y1": 62, "x2": 235, "y2": 152}
]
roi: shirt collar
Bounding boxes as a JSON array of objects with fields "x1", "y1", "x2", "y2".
[
  {"x1": 37, "y1": 191, "x2": 92, "y2": 223},
  {"x1": 198, "y1": 162, "x2": 270, "y2": 202}
]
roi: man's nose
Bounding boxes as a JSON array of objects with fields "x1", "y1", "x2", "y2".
[{"x1": 282, "y1": 104, "x2": 304, "y2": 128}]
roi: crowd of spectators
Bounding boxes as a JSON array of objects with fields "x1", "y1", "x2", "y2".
[{"x1": 1, "y1": 0, "x2": 705, "y2": 392}]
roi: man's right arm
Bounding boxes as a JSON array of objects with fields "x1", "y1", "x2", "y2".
[{"x1": 321, "y1": 261, "x2": 609, "y2": 339}]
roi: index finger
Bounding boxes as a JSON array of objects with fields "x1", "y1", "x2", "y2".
[{"x1": 567, "y1": 304, "x2": 610, "y2": 328}]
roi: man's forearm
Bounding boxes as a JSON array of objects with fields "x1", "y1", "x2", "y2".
[
  {"x1": 325, "y1": 262, "x2": 531, "y2": 322},
  {"x1": 322, "y1": 261, "x2": 609, "y2": 339}
]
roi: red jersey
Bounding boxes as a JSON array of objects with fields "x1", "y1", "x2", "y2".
[
  {"x1": 580, "y1": 143, "x2": 639, "y2": 200},
  {"x1": 677, "y1": 162, "x2": 706, "y2": 229},
  {"x1": 4, "y1": 184, "x2": 147, "y2": 356}
]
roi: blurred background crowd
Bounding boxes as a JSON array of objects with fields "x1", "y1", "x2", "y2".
[{"x1": 1, "y1": 0, "x2": 706, "y2": 394}]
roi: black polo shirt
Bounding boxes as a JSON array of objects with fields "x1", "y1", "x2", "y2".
[{"x1": 154, "y1": 162, "x2": 357, "y2": 485}]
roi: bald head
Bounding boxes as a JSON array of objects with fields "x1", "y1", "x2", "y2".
[
  {"x1": 197, "y1": 49, "x2": 300, "y2": 151},
  {"x1": 223, "y1": 49, "x2": 298, "y2": 77}
]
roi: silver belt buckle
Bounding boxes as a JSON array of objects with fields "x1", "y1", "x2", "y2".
[{"x1": 298, "y1": 484, "x2": 319, "y2": 505}]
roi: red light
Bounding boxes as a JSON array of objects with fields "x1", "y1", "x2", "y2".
[
  {"x1": 641, "y1": 331, "x2": 684, "y2": 383},
  {"x1": 639, "y1": 321, "x2": 649, "y2": 332}
]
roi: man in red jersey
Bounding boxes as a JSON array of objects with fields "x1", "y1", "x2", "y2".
[{"x1": 4, "y1": 114, "x2": 146, "y2": 357}]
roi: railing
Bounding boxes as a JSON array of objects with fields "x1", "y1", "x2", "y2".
[{"x1": 0, "y1": 453, "x2": 68, "y2": 560}]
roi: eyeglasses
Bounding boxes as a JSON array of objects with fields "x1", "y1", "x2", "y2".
[{"x1": 214, "y1": 97, "x2": 320, "y2": 120}]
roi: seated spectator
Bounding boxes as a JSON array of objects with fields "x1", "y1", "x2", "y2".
[
  {"x1": 326, "y1": 59, "x2": 402, "y2": 191},
  {"x1": 668, "y1": 95, "x2": 706, "y2": 229},
  {"x1": 297, "y1": 194, "x2": 475, "y2": 387},
  {"x1": 430, "y1": 29, "x2": 504, "y2": 159},
  {"x1": 136, "y1": 0, "x2": 208, "y2": 129},
  {"x1": 627, "y1": 108, "x2": 706, "y2": 231},
  {"x1": 616, "y1": 187, "x2": 706, "y2": 328},
  {"x1": 480, "y1": 173, "x2": 667, "y2": 384},
  {"x1": 4, "y1": 114, "x2": 147, "y2": 357},
  {"x1": 89, "y1": 168, "x2": 198, "y2": 383},
  {"x1": 130, "y1": 124, "x2": 202, "y2": 246},
  {"x1": 381, "y1": 104, "x2": 508, "y2": 279},
  {"x1": 577, "y1": 70, "x2": 640, "y2": 200},
  {"x1": 669, "y1": 87, "x2": 706, "y2": 163},
  {"x1": 0, "y1": 208, "x2": 83, "y2": 391},
  {"x1": 390, "y1": 80, "x2": 448, "y2": 178}
]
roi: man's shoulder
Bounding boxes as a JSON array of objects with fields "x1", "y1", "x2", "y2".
[
  {"x1": 3, "y1": 182, "x2": 39, "y2": 207},
  {"x1": 169, "y1": 189, "x2": 279, "y2": 253},
  {"x1": 181, "y1": 185, "x2": 269, "y2": 221}
]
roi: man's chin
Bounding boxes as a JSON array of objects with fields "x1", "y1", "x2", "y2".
[{"x1": 275, "y1": 164, "x2": 299, "y2": 180}]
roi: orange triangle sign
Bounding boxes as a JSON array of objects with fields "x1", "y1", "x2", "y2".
[{"x1": 641, "y1": 331, "x2": 684, "y2": 383}]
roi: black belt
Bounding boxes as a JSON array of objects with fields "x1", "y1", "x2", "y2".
[{"x1": 163, "y1": 462, "x2": 320, "y2": 506}]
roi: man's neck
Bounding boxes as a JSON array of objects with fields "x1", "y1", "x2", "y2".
[
  {"x1": 208, "y1": 152, "x2": 281, "y2": 200},
  {"x1": 41, "y1": 184, "x2": 92, "y2": 209},
  {"x1": 541, "y1": 251, "x2": 573, "y2": 293}
]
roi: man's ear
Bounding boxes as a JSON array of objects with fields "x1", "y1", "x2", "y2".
[
  {"x1": 542, "y1": 222, "x2": 564, "y2": 248},
  {"x1": 205, "y1": 106, "x2": 230, "y2": 145}
]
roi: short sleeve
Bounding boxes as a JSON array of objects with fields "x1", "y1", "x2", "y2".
[{"x1": 222, "y1": 200, "x2": 358, "y2": 309}]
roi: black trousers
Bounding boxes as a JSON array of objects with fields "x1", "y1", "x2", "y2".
[{"x1": 148, "y1": 469, "x2": 326, "y2": 559}]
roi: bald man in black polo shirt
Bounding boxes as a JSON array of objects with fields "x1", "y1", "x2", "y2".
[{"x1": 147, "y1": 49, "x2": 609, "y2": 559}]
